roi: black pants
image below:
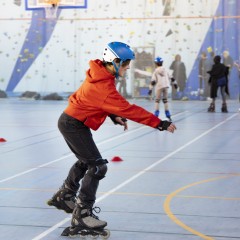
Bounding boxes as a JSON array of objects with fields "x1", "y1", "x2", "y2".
[
  {"x1": 210, "y1": 80, "x2": 226, "y2": 102},
  {"x1": 58, "y1": 112, "x2": 106, "y2": 207}
]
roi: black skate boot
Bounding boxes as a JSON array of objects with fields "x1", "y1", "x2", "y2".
[
  {"x1": 207, "y1": 103, "x2": 215, "y2": 112},
  {"x1": 221, "y1": 103, "x2": 228, "y2": 113},
  {"x1": 47, "y1": 184, "x2": 76, "y2": 213},
  {"x1": 61, "y1": 204, "x2": 110, "y2": 239}
]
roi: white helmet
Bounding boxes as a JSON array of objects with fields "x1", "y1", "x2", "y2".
[{"x1": 103, "y1": 42, "x2": 135, "y2": 62}]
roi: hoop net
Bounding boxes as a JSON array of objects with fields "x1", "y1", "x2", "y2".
[{"x1": 43, "y1": 0, "x2": 60, "y2": 19}]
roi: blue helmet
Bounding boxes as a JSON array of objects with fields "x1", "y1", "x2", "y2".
[
  {"x1": 103, "y1": 42, "x2": 135, "y2": 78},
  {"x1": 103, "y1": 42, "x2": 135, "y2": 62},
  {"x1": 154, "y1": 57, "x2": 163, "y2": 63}
]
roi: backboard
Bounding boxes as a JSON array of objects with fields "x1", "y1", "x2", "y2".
[{"x1": 25, "y1": 0, "x2": 87, "y2": 10}]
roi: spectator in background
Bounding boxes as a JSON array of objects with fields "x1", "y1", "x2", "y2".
[
  {"x1": 223, "y1": 51, "x2": 234, "y2": 80},
  {"x1": 223, "y1": 51, "x2": 234, "y2": 70},
  {"x1": 205, "y1": 51, "x2": 216, "y2": 99},
  {"x1": 234, "y1": 61, "x2": 240, "y2": 111},
  {"x1": 198, "y1": 52, "x2": 209, "y2": 99},
  {"x1": 170, "y1": 54, "x2": 187, "y2": 100},
  {"x1": 209, "y1": 51, "x2": 215, "y2": 65}
]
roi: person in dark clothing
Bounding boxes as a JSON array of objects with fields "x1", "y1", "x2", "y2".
[
  {"x1": 207, "y1": 55, "x2": 229, "y2": 112},
  {"x1": 170, "y1": 54, "x2": 187, "y2": 100}
]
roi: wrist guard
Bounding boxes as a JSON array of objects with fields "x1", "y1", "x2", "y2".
[
  {"x1": 109, "y1": 114, "x2": 127, "y2": 125},
  {"x1": 157, "y1": 120, "x2": 172, "y2": 131}
]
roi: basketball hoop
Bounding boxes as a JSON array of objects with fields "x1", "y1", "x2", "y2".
[
  {"x1": 25, "y1": 0, "x2": 87, "y2": 17},
  {"x1": 44, "y1": 0, "x2": 60, "y2": 19}
]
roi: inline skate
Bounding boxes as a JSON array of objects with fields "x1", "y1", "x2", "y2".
[
  {"x1": 47, "y1": 184, "x2": 76, "y2": 213},
  {"x1": 61, "y1": 204, "x2": 110, "y2": 239}
]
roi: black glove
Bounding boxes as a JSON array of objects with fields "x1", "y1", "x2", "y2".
[
  {"x1": 148, "y1": 89, "x2": 152, "y2": 95},
  {"x1": 109, "y1": 114, "x2": 127, "y2": 125},
  {"x1": 157, "y1": 120, "x2": 172, "y2": 131}
]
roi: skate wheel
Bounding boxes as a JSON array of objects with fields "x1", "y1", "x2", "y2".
[
  {"x1": 79, "y1": 232, "x2": 88, "y2": 239},
  {"x1": 79, "y1": 235, "x2": 87, "y2": 240},
  {"x1": 46, "y1": 199, "x2": 53, "y2": 206},
  {"x1": 101, "y1": 229, "x2": 110, "y2": 239},
  {"x1": 91, "y1": 235, "x2": 99, "y2": 239}
]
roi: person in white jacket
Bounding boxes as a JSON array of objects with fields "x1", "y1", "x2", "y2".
[{"x1": 148, "y1": 57, "x2": 176, "y2": 120}]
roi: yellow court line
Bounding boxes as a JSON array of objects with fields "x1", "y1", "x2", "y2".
[
  {"x1": 163, "y1": 175, "x2": 234, "y2": 240},
  {"x1": 100, "y1": 191, "x2": 240, "y2": 201},
  {"x1": 1, "y1": 187, "x2": 240, "y2": 201},
  {"x1": 0, "y1": 187, "x2": 55, "y2": 192}
]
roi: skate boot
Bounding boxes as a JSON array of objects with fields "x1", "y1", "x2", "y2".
[
  {"x1": 47, "y1": 184, "x2": 76, "y2": 213},
  {"x1": 61, "y1": 204, "x2": 110, "y2": 239},
  {"x1": 207, "y1": 103, "x2": 215, "y2": 112},
  {"x1": 165, "y1": 110, "x2": 172, "y2": 121},
  {"x1": 221, "y1": 103, "x2": 228, "y2": 113},
  {"x1": 154, "y1": 110, "x2": 159, "y2": 117}
]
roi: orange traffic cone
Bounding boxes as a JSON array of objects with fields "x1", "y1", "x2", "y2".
[{"x1": 111, "y1": 156, "x2": 123, "y2": 162}]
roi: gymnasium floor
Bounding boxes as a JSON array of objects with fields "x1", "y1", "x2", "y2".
[{"x1": 0, "y1": 98, "x2": 240, "y2": 240}]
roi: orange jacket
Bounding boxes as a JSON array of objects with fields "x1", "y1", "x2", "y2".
[{"x1": 64, "y1": 59, "x2": 161, "y2": 130}]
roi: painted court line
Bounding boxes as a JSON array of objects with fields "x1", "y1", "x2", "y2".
[
  {"x1": 0, "y1": 125, "x2": 146, "y2": 184},
  {"x1": 164, "y1": 175, "x2": 233, "y2": 240},
  {"x1": 32, "y1": 113, "x2": 238, "y2": 240},
  {"x1": 0, "y1": 111, "x2": 187, "y2": 184}
]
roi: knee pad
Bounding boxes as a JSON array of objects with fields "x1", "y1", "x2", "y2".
[
  {"x1": 88, "y1": 158, "x2": 108, "y2": 180},
  {"x1": 155, "y1": 98, "x2": 160, "y2": 103},
  {"x1": 162, "y1": 98, "x2": 168, "y2": 104}
]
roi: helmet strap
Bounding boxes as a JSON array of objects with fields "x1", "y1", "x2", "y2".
[{"x1": 112, "y1": 60, "x2": 123, "y2": 78}]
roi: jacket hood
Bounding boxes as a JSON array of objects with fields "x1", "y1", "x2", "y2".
[{"x1": 86, "y1": 59, "x2": 115, "y2": 83}]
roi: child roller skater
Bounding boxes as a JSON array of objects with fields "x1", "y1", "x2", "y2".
[
  {"x1": 47, "y1": 42, "x2": 176, "y2": 238},
  {"x1": 148, "y1": 57, "x2": 176, "y2": 121},
  {"x1": 207, "y1": 55, "x2": 229, "y2": 113}
]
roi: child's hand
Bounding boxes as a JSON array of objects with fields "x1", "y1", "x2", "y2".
[
  {"x1": 115, "y1": 117, "x2": 128, "y2": 131},
  {"x1": 157, "y1": 121, "x2": 176, "y2": 133},
  {"x1": 167, "y1": 123, "x2": 177, "y2": 133}
]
